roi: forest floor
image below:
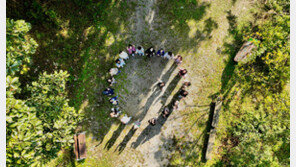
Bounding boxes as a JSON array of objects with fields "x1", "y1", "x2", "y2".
[{"x1": 28, "y1": 0, "x2": 260, "y2": 166}]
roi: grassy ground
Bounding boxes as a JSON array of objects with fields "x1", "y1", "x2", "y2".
[{"x1": 8, "y1": 0, "x2": 261, "y2": 166}]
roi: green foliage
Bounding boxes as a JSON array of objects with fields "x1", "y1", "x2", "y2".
[
  {"x1": 27, "y1": 71, "x2": 80, "y2": 157},
  {"x1": 7, "y1": 71, "x2": 80, "y2": 166},
  {"x1": 219, "y1": 1, "x2": 290, "y2": 166},
  {"x1": 226, "y1": 92, "x2": 289, "y2": 166},
  {"x1": 237, "y1": 12, "x2": 290, "y2": 93},
  {"x1": 6, "y1": 19, "x2": 81, "y2": 166},
  {"x1": 6, "y1": 18, "x2": 38, "y2": 76},
  {"x1": 6, "y1": 77, "x2": 43, "y2": 166}
]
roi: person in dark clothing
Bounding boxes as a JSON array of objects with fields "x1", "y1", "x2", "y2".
[
  {"x1": 162, "y1": 107, "x2": 170, "y2": 118},
  {"x1": 148, "y1": 118, "x2": 157, "y2": 126},
  {"x1": 182, "y1": 81, "x2": 191, "y2": 89},
  {"x1": 156, "y1": 48, "x2": 165, "y2": 57},
  {"x1": 158, "y1": 81, "x2": 165, "y2": 90},
  {"x1": 178, "y1": 88, "x2": 189, "y2": 100},
  {"x1": 178, "y1": 68, "x2": 188, "y2": 78},
  {"x1": 103, "y1": 87, "x2": 114, "y2": 96},
  {"x1": 145, "y1": 47, "x2": 156, "y2": 58},
  {"x1": 107, "y1": 77, "x2": 116, "y2": 86},
  {"x1": 109, "y1": 96, "x2": 119, "y2": 105}
]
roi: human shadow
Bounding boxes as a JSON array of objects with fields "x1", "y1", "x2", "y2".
[
  {"x1": 104, "y1": 123, "x2": 126, "y2": 150},
  {"x1": 115, "y1": 127, "x2": 137, "y2": 154},
  {"x1": 138, "y1": 62, "x2": 177, "y2": 119},
  {"x1": 131, "y1": 85, "x2": 183, "y2": 149}
]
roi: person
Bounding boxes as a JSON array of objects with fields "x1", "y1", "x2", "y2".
[
  {"x1": 127, "y1": 44, "x2": 136, "y2": 56},
  {"x1": 145, "y1": 47, "x2": 156, "y2": 58},
  {"x1": 136, "y1": 46, "x2": 144, "y2": 56},
  {"x1": 164, "y1": 51, "x2": 174, "y2": 59},
  {"x1": 178, "y1": 68, "x2": 188, "y2": 78},
  {"x1": 116, "y1": 58, "x2": 125, "y2": 68},
  {"x1": 110, "y1": 107, "x2": 122, "y2": 117},
  {"x1": 148, "y1": 118, "x2": 157, "y2": 126},
  {"x1": 173, "y1": 100, "x2": 180, "y2": 110},
  {"x1": 156, "y1": 48, "x2": 165, "y2": 57},
  {"x1": 102, "y1": 87, "x2": 114, "y2": 96},
  {"x1": 107, "y1": 77, "x2": 117, "y2": 86},
  {"x1": 178, "y1": 88, "x2": 189, "y2": 100},
  {"x1": 182, "y1": 81, "x2": 191, "y2": 89},
  {"x1": 174, "y1": 55, "x2": 183, "y2": 65},
  {"x1": 109, "y1": 68, "x2": 120, "y2": 76},
  {"x1": 158, "y1": 81, "x2": 165, "y2": 90},
  {"x1": 109, "y1": 96, "x2": 118, "y2": 105},
  {"x1": 162, "y1": 107, "x2": 170, "y2": 118},
  {"x1": 121, "y1": 114, "x2": 132, "y2": 124},
  {"x1": 133, "y1": 120, "x2": 141, "y2": 130},
  {"x1": 119, "y1": 51, "x2": 129, "y2": 60}
]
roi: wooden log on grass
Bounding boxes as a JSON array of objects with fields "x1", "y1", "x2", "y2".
[
  {"x1": 74, "y1": 132, "x2": 86, "y2": 161},
  {"x1": 205, "y1": 97, "x2": 222, "y2": 161}
]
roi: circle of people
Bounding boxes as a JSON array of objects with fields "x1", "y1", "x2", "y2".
[{"x1": 103, "y1": 44, "x2": 191, "y2": 130}]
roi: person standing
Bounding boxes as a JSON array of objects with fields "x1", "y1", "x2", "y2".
[
  {"x1": 136, "y1": 46, "x2": 145, "y2": 56},
  {"x1": 164, "y1": 51, "x2": 174, "y2": 59},
  {"x1": 109, "y1": 96, "x2": 119, "y2": 105},
  {"x1": 109, "y1": 68, "x2": 120, "y2": 76},
  {"x1": 107, "y1": 77, "x2": 117, "y2": 86},
  {"x1": 110, "y1": 107, "x2": 122, "y2": 117},
  {"x1": 102, "y1": 87, "x2": 114, "y2": 96},
  {"x1": 127, "y1": 44, "x2": 136, "y2": 56},
  {"x1": 116, "y1": 58, "x2": 125, "y2": 68},
  {"x1": 133, "y1": 120, "x2": 141, "y2": 130},
  {"x1": 145, "y1": 47, "x2": 156, "y2": 58},
  {"x1": 178, "y1": 68, "x2": 188, "y2": 78},
  {"x1": 121, "y1": 114, "x2": 132, "y2": 124},
  {"x1": 174, "y1": 55, "x2": 183, "y2": 65},
  {"x1": 119, "y1": 50, "x2": 129, "y2": 60},
  {"x1": 148, "y1": 117, "x2": 157, "y2": 126},
  {"x1": 156, "y1": 48, "x2": 165, "y2": 57}
]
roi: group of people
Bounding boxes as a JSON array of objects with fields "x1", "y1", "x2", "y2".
[
  {"x1": 148, "y1": 80, "x2": 191, "y2": 126},
  {"x1": 103, "y1": 44, "x2": 190, "y2": 130}
]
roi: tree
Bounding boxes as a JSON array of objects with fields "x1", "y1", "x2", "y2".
[
  {"x1": 6, "y1": 19, "x2": 38, "y2": 76},
  {"x1": 26, "y1": 70, "x2": 80, "y2": 162},
  {"x1": 6, "y1": 19, "x2": 81, "y2": 166},
  {"x1": 6, "y1": 76, "x2": 43, "y2": 166}
]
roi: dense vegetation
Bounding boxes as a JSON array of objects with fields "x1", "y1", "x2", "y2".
[
  {"x1": 216, "y1": 0, "x2": 290, "y2": 166},
  {"x1": 6, "y1": 19, "x2": 82, "y2": 166}
]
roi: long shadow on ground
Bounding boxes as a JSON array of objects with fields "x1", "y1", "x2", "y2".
[
  {"x1": 131, "y1": 82, "x2": 183, "y2": 149},
  {"x1": 106, "y1": 59, "x2": 179, "y2": 151}
]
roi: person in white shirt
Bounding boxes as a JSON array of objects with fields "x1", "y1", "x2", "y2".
[
  {"x1": 121, "y1": 114, "x2": 132, "y2": 124},
  {"x1": 109, "y1": 68, "x2": 120, "y2": 76},
  {"x1": 164, "y1": 51, "x2": 174, "y2": 59},
  {"x1": 119, "y1": 51, "x2": 129, "y2": 60}
]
